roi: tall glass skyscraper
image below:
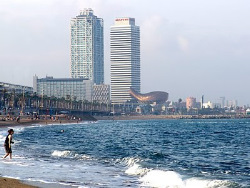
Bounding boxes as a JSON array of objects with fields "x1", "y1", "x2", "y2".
[
  {"x1": 70, "y1": 9, "x2": 104, "y2": 85},
  {"x1": 110, "y1": 18, "x2": 140, "y2": 104}
]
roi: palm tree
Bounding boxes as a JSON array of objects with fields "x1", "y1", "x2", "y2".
[
  {"x1": 31, "y1": 92, "x2": 40, "y2": 109},
  {"x1": 50, "y1": 96, "x2": 57, "y2": 108}
]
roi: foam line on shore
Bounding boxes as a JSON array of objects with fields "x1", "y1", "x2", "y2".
[{"x1": 121, "y1": 157, "x2": 236, "y2": 188}]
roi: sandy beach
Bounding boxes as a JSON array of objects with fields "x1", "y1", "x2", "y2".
[
  {"x1": 0, "y1": 114, "x2": 97, "y2": 128},
  {"x1": 0, "y1": 177, "x2": 37, "y2": 188},
  {"x1": 0, "y1": 119, "x2": 83, "y2": 127}
]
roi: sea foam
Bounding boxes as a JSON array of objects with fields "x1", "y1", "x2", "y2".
[
  {"x1": 125, "y1": 163, "x2": 149, "y2": 176},
  {"x1": 140, "y1": 170, "x2": 184, "y2": 187},
  {"x1": 51, "y1": 150, "x2": 71, "y2": 157},
  {"x1": 139, "y1": 169, "x2": 232, "y2": 188},
  {"x1": 0, "y1": 130, "x2": 7, "y2": 142},
  {"x1": 123, "y1": 157, "x2": 149, "y2": 176}
]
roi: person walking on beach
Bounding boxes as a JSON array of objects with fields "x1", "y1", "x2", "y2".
[{"x1": 3, "y1": 129, "x2": 14, "y2": 159}]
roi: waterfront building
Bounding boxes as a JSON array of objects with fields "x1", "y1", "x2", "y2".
[
  {"x1": 0, "y1": 81, "x2": 33, "y2": 94},
  {"x1": 70, "y1": 9, "x2": 104, "y2": 84},
  {"x1": 227, "y1": 100, "x2": 238, "y2": 108},
  {"x1": 219, "y1": 97, "x2": 225, "y2": 108},
  {"x1": 129, "y1": 88, "x2": 168, "y2": 104},
  {"x1": 33, "y1": 76, "x2": 92, "y2": 101},
  {"x1": 110, "y1": 18, "x2": 140, "y2": 104},
  {"x1": 0, "y1": 82, "x2": 33, "y2": 110},
  {"x1": 202, "y1": 101, "x2": 221, "y2": 109},
  {"x1": 201, "y1": 95, "x2": 204, "y2": 109},
  {"x1": 246, "y1": 108, "x2": 250, "y2": 115},
  {"x1": 92, "y1": 84, "x2": 110, "y2": 104},
  {"x1": 186, "y1": 97, "x2": 196, "y2": 109}
]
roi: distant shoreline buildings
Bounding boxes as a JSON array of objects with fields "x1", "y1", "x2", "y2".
[{"x1": 3, "y1": 8, "x2": 247, "y2": 116}]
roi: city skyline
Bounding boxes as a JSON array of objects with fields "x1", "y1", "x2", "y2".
[{"x1": 0, "y1": 0, "x2": 250, "y2": 105}]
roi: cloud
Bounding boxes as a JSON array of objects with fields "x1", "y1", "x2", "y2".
[
  {"x1": 141, "y1": 15, "x2": 169, "y2": 53},
  {"x1": 177, "y1": 36, "x2": 189, "y2": 53}
]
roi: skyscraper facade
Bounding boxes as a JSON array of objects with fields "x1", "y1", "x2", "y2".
[
  {"x1": 70, "y1": 9, "x2": 104, "y2": 85},
  {"x1": 110, "y1": 18, "x2": 140, "y2": 104}
]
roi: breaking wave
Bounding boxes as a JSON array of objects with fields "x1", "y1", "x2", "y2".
[
  {"x1": 139, "y1": 170, "x2": 234, "y2": 188},
  {"x1": 122, "y1": 157, "x2": 149, "y2": 176},
  {"x1": 121, "y1": 157, "x2": 236, "y2": 188},
  {"x1": 51, "y1": 150, "x2": 71, "y2": 157}
]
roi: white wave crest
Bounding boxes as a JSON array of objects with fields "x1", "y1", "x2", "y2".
[
  {"x1": 2, "y1": 160, "x2": 29, "y2": 167},
  {"x1": 185, "y1": 178, "x2": 231, "y2": 188},
  {"x1": 51, "y1": 150, "x2": 71, "y2": 157},
  {"x1": 125, "y1": 163, "x2": 149, "y2": 176},
  {"x1": 74, "y1": 153, "x2": 93, "y2": 161},
  {"x1": 122, "y1": 157, "x2": 149, "y2": 176},
  {"x1": 139, "y1": 170, "x2": 231, "y2": 188},
  {"x1": 0, "y1": 134, "x2": 5, "y2": 142},
  {"x1": 118, "y1": 157, "x2": 141, "y2": 166},
  {"x1": 10, "y1": 127, "x2": 25, "y2": 133},
  {"x1": 80, "y1": 154, "x2": 93, "y2": 160},
  {"x1": 0, "y1": 130, "x2": 7, "y2": 142},
  {"x1": 140, "y1": 170, "x2": 184, "y2": 187}
]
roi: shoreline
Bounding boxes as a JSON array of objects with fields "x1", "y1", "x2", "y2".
[
  {"x1": 95, "y1": 114, "x2": 250, "y2": 121},
  {"x1": 1, "y1": 114, "x2": 250, "y2": 126},
  {"x1": 0, "y1": 119, "x2": 87, "y2": 128},
  {"x1": 0, "y1": 114, "x2": 97, "y2": 128},
  {"x1": 0, "y1": 119, "x2": 82, "y2": 188}
]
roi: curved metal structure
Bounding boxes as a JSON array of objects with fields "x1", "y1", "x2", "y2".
[{"x1": 129, "y1": 88, "x2": 168, "y2": 103}]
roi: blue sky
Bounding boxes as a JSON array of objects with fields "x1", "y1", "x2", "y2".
[{"x1": 0, "y1": 0, "x2": 250, "y2": 105}]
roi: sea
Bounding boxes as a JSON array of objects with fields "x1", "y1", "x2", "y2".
[{"x1": 0, "y1": 119, "x2": 249, "y2": 188}]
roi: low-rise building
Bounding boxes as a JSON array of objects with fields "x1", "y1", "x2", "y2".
[
  {"x1": 246, "y1": 108, "x2": 250, "y2": 115},
  {"x1": 92, "y1": 84, "x2": 110, "y2": 104},
  {"x1": 186, "y1": 97, "x2": 196, "y2": 109},
  {"x1": 33, "y1": 76, "x2": 92, "y2": 101},
  {"x1": 203, "y1": 101, "x2": 221, "y2": 109},
  {"x1": 0, "y1": 81, "x2": 33, "y2": 94}
]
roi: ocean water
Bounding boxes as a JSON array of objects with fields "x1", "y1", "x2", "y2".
[{"x1": 0, "y1": 119, "x2": 249, "y2": 188}]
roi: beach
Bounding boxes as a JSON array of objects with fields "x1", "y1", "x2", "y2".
[
  {"x1": 0, "y1": 177, "x2": 37, "y2": 188},
  {"x1": 0, "y1": 114, "x2": 97, "y2": 127}
]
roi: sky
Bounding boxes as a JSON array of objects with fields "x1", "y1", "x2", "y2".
[{"x1": 0, "y1": 0, "x2": 250, "y2": 105}]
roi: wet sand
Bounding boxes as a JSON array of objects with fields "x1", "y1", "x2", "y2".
[{"x1": 0, "y1": 177, "x2": 37, "y2": 188}]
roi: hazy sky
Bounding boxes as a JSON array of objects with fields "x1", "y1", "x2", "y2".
[{"x1": 0, "y1": 0, "x2": 250, "y2": 105}]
